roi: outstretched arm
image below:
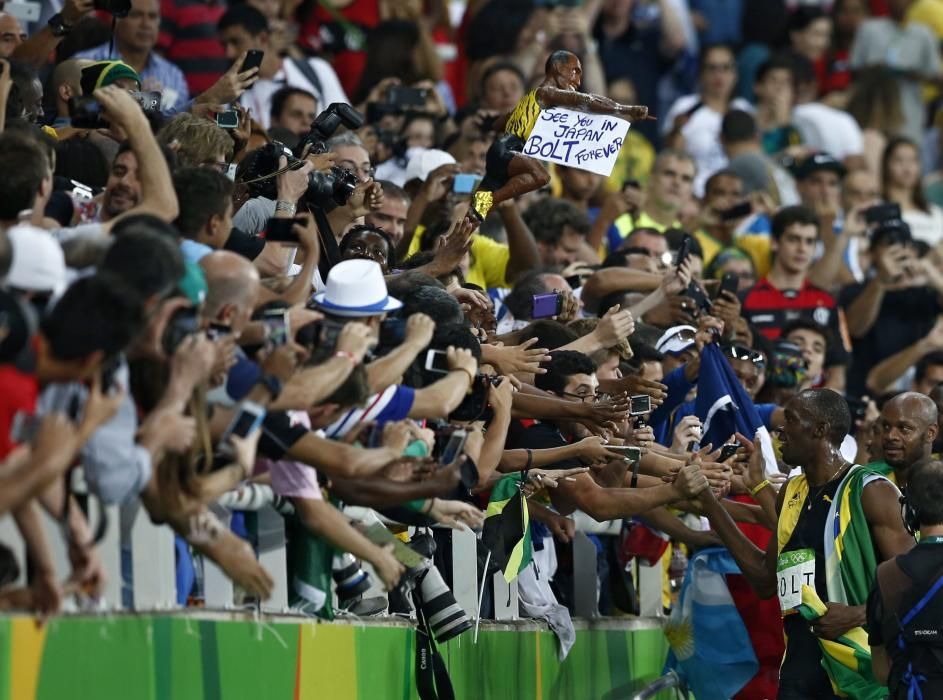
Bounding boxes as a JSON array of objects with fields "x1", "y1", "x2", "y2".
[{"x1": 536, "y1": 86, "x2": 653, "y2": 121}]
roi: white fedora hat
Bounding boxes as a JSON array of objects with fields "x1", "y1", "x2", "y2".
[{"x1": 313, "y1": 259, "x2": 402, "y2": 317}]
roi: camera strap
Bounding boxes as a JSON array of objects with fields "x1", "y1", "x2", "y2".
[
  {"x1": 412, "y1": 587, "x2": 455, "y2": 700},
  {"x1": 312, "y1": 206, "x2": 341, "y2": 280}
]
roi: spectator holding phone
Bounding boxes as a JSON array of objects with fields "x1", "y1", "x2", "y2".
[
  {"x1": 75, "y1": 0, "x2": 189, "y2": 111},
  {"x1": 218, "y1": 5, "x2": 348, "y2": 131}
]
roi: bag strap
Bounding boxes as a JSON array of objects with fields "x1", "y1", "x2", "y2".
[
  {"x1": 288, "y1": 57, "x2": 324, "y2": 102},
  {"x1": 413, "y1": 585, "x2": 455, "y2": 700},
  {"x1": 901, "y1": 568, "x2": 943, "y2": 628}
]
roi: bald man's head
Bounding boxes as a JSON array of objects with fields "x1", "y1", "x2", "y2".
[
  {"x1": 881, "y1": 392, "x2": 939, "y2": 471},
  {"x1": 200, "y1": 251, "x2": 260, "y2": 334},
  {"x1": 0, "y1": 14, "x2": 26, "y2": 59},
  {"x1": 52, "y1": 59, "x2": 94, "y2": 116}
]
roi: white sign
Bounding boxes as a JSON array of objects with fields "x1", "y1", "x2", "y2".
[{"x1": 522, "y1": 107, "x2": 631, "y2": 177}]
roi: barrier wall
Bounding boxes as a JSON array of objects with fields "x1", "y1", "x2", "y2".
[{"x1": 0, "y1": 614, "x2": 669, "y2": 700}]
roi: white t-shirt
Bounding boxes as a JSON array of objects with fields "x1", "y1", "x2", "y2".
[
  {"x1": 793, "y1": 102, "x2": 864, "y2": 162},
  {"x1": 903, "y1": 204, "x2": 943, "y2": 246},
  {"x1": 240, "y1": 57, "x2": 350, "y2": 130},
  {"x1": 662, "y1": 94, "x2": 754, "y2": 197}
]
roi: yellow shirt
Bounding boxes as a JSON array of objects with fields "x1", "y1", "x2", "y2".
[
  {"x1": 605, "y1": 131, "x2": 656, "y2": 192},
  {"x1": 695, "y1": 230, "x2": 773, "y2": 278},
  {"x1": 505, "y1": 89, "x2": 541, "y2": 141},
  {"x1": 909, "y1": 0, "x2": 943, "y2": 103},
  {"x1": 406, "y1": 225, "x2": 510, "y2": 290},
  {"x1": 613, "y1": 210, "x2": 678, "y2": 240}
]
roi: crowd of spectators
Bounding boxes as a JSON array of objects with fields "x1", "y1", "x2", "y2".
[{"x1": 2, "y1": 0, "x2": 943, "y2": 697}]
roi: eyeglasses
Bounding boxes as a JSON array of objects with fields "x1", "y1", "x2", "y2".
[
  {"x1": 724, "y1": 344, "x2": 766, "y2": 369},
  {"x1": 704, "y1": 63, "x2": 735, "y2": 73},
  {"x1": 337, "y1": 160, "x2": 375, "y2": 180},
  {"x1": 561, "y1": 392, "x2": 610, "y2": 404}
]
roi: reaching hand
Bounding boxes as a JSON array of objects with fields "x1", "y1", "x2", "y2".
[
  {"x1": 488, "y1": 338, "x2": 551, "y2": 375},
  {"x1": 196, "y1": 52, "x2": 260, "y2": 105},
  {"x1": 546, "y1": 514, "x2": 576, "y2": 543},
  {"x1": 618, "y1": 374, "x2": 668, "y2": 408},
  {"x1": 227, "y1": 429, "x2": 261, "y2": 479},
  {"x1": 674, "y1": 461, "x2": 710, "y2": 498},
  {"x1": 370, "y1": 544, "x2": 406, "y2": 591},
  {"x1": 258, "y1": 342, "x2": 302, "y2": 383},
  {"x1": 594, "y1": 305, "x2": 635, "y2": 346},
  {"x1": 712, "y1": 291, "x2": 741, "y2": 337},
  {"x1": 433, "y1": 217, "x2": 475, "y2": 273},
  {"x1": 138, "y1": 409, "x2": 197, "y2": 455},
  {"x1": 446, "y1": 346, "x2": 478, "y2": 378},
  {"x1": 93, "y1": 85, "x2": 148, "y2": 132},
  {"x1": 67, "y1": 540, "x2": 106, "y2": 599},
  {"x1": 81, "y1": 373, "x2": 125, "y2": 435},
  {"x1": 487, "y1": 376, "x2": 515, "y2": 416},
  {"x1": 670, "y1": 415, "x2": 703, "y2": 454},
  {"x1": 428, "y1": 499, "x2": 485, "y2": 530}
]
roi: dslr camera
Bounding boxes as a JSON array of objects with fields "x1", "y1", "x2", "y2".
[{"x1": 241, "y1": 103, "x2": 364, "y2": 210}]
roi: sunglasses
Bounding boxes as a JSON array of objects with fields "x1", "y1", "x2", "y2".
[{"x1": 724, "y1": 344, "x2": 766, "y2": 369}]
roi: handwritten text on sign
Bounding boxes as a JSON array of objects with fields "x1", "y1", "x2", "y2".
[{"x1": 522, "y1": 108, "x2": 631, "y2": 177}]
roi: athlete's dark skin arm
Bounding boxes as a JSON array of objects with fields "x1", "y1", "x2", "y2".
[{"x1": 535, "y1": 86, "x2": 653, "y2": 122}]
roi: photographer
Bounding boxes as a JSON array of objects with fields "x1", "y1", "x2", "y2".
[
  {"x1": 868, "y1": 459, "x2": 943, "y2": 699},
  {"x1": 842, "y1": 221, "x2": 943, "y2": 397}
]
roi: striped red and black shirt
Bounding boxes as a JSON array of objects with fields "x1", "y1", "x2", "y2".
[
  {"x1": 158, "y1": 0, "x2": 229, "y2": 95},
  {"x1": 741, "y1": 277, "x2": 851, "y2": 365}
]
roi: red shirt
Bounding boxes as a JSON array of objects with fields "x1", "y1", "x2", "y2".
[
  {"x1": 741, "y1": 277, "x2": 850, "y2": 365},
  {"x1": 158, "y1": 0, "x2": 229, "y2": 95},
  {"x1": 0, "y1": 364, "x2": 39, "y2": 459}
]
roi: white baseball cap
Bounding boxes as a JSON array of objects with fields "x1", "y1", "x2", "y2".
[
  {"x1": 655, "y1": 325, "x2": 697, "y2": 356},
  {"x1": 5, "y1": 224, "x2": 67, "y2": 296},
  {"x1": 313, "y1": 258, "x2": 402, "y2": 317},
  {"x1": 403, "y1": 148, "x2": 456, "y2": 184}
]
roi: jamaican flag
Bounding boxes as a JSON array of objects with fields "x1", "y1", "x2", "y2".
[{"x1": 482, "y1": 474, "x2": 531, "y2": 582}]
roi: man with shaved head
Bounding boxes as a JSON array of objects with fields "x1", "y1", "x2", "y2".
[
  {"x1": 200, "y1": 250, "x2": 261, "y2": 337},
  {"x1": 874, "y1": 392, "x2": 940, "y2": 490},
  {"x1": 697, "y1": 389, "x2": 914, "y2": 698}
]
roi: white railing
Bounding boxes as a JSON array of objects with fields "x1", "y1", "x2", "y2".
[{"x1": 0, "y1": 488, "x2": 665, "y2": 621}]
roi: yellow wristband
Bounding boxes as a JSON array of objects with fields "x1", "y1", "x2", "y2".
[{"x1": 750, "y1": 479, "x2": 770, "y2": 497}]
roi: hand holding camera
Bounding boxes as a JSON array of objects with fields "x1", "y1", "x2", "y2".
[
  {"x1": 258, "y1": 342, "x2": 301, "y2": 383},
  {"x1": 404, "y1": 313, "x2": 436, "y2": 350},
  {"x1": 595, "y1": 305, "x2": 634, "y2": 346},
  {"x1": 63, "y1": 0, "x2": 95, "y2": 24},
  {"x1": 198, "y1": 51, "x2": 261, "y2": 106},
  {"x1": 92, "y1": 85, "x2": 148, "y2": 132},
  {"x1": 487, "y1": 375, "x2": 514, "y2": 416}
]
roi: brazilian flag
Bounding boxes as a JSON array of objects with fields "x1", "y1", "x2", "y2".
[{"x1": 482, "y1": 475, "x2": 531, "y2": 582}]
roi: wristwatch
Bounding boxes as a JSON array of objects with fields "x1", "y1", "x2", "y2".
[
  {"x1": 255, "y1": 374, "x2": 283, "y2": 401},
  {"x1": 47, "y1": 13, "x2": 72, "y2": 37}
]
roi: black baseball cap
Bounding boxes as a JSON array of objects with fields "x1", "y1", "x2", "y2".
[{"x1": 793, "y1": 152, "x2": 848, "y2": 181}]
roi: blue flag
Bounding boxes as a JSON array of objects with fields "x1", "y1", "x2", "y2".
[
  {"x1": 664, "y1": 547, "x2": 759, "y2": 698},
  {"x1": 694, "y1": 344, "x2": 776, "y2": 472}
]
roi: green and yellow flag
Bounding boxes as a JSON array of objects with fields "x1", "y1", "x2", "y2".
[{"x1": 482, "y1": 475, "x2": 531, "y2": 582}]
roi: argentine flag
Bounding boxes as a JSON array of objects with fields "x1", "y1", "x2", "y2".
[{"x1": 665, "y1": 548, "x2": 759, "y2": 698}]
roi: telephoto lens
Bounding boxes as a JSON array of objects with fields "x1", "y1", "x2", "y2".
[
  {"x1": 332, "y1": 552, "x2": 372, "y2": 604},
  {"x1": 415, "y1": 566, "x2": 473, "y2": 642}
]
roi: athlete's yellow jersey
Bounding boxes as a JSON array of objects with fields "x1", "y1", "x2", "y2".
[{"x1": 505, "y1": 89, "x2": 541, "y2": 141}]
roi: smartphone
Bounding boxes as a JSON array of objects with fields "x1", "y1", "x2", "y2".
[
  {"x1": 718, "y1": 272, "x2": 739, "y2": 298},
  {"x1": 94, "y1": 0, "x2": 131, "y2": 16},
  {"x1": 846, "y1": 398, "x2": 868, "y2": 423},
  {"x1": 629, "y1": 394, "x2": 652, "y2": 416},
  {"x1": 452, "y1": 173, "x2": 480, "y2": 194},
  {"x1": 719, "y1": 442, "x2": 740, "y2": 462},
  {"x1": 719, "y1": 201, "x2": 752, "y2": 222},
  {"x1": 606, "y1": 445, "x2": 642, "y2": 462},
  {"x1": 207, "y1": 322, "x2": 232, "y2": 340},
  {"x1": 130, "y1": 90, "x2": 161, "y2": 114},
  {"x1": 359, "y1": 523, "x2": 427, "y2": 568},
  {"x1": 675, "y1": 235, "x2": 691, "y2": 271},
  {"x1": 161, "y1": 306, "x2": 200, "y2": 356},
  {"x1": 683, "y1": 281, "x2": 713, "y2": 314},
  {"x1": 387, "y1": 85, "x2": 428, "y2": 108},
  {"x1": 4, "y1": 2, "x2": 40, "y2": 22},
  {"x1": 68, "y1": 96, "x2": 108, "y2": 130},
  {"x1": 864, "y1": 202, "x2": 902, "y2": 226},
  {"x1": 532, "y1": 292, "x2": 563, "y2": 319},
  {"x1": 240, "y1": 50, "x2": 264, "y2": 73},
  {"x1": 439, "y1": 429, "x2": 467, "y2": 465},
  {"x1": 262, "y1": 309, "x2": 290, "y2": 348},
  {"x1": 264, "y1": 217, "x2": 304, "y2": 244},
  {"x1": 216, "y1": 110, "x2": 240, "y2": 129},
  {"x1": 100, "y1": 354, "x2": 122, "y2": 392},
  {"x1": 10, "y1": 411, "x2": 40, "y2": 444},
  {"x1": 424, "y1": 349, "x2": 450, "y2": 374},
  {"x1": 222, "y1": 400, "x2": 266, "y2": 440}
]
